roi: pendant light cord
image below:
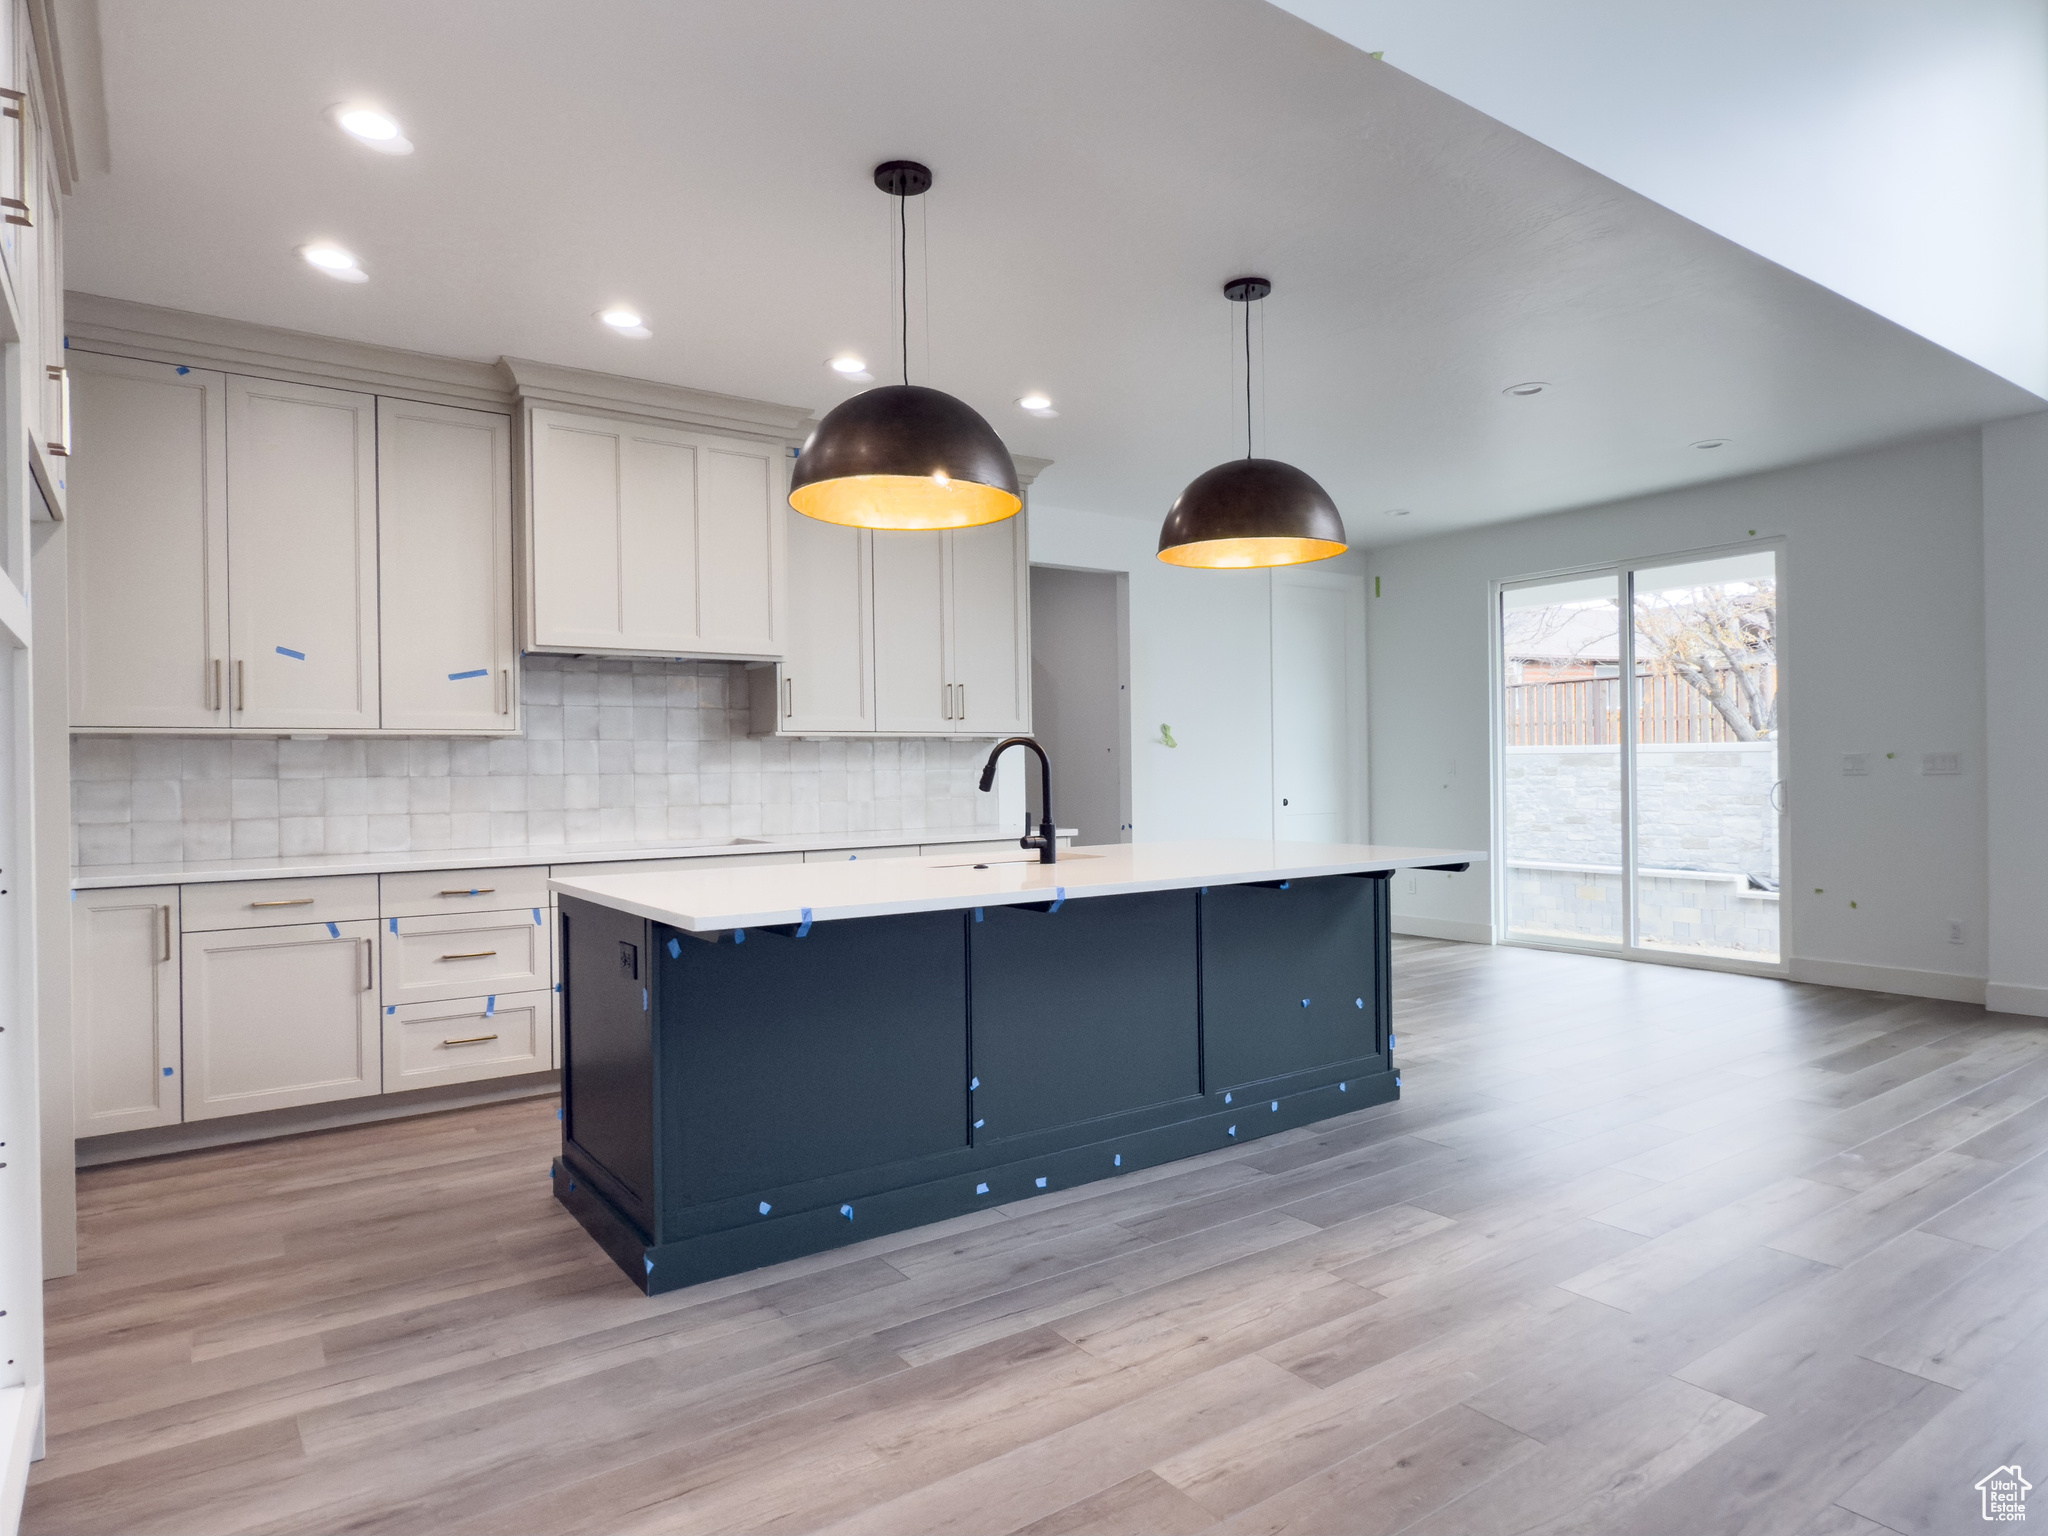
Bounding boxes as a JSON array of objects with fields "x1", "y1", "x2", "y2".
[
  {"x1": 900, "y1": 194, "x2": 910, "y2": 386},
  {"x1": 1244, "y1": 298, "x2": 1253, "y2": 459}
]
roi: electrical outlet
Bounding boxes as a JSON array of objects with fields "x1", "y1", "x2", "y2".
[
  {"x1": 1841, "y1": 754, "x2": 1868, "y2": 776},
  {"x1": 1949, "y1": 920, "x2": 1965, "y2": 945},
  {"x1": 1923, "y1": 753, "x2": 1962, "y2": 776},
  {"x1": 1406, "y1": 875, "x2": 1417, "y2": 895}
]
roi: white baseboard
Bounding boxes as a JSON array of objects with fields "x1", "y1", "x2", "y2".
[
  {"x1": 1986, "y1": 982, "x2": 2048, "y2": 1018},
  {"x1": 1788, "y1": 956, "x2": 1986, "y2": 1006},
  {"x1": 1391, "y1": 916, "x2": 1494, "y2": 944},
  {"x1": 0, "y1": 1383, "x2": 42, "y2": 1536},
  {"x1": 77, "y1": 1072, "x2": 560, "y2": 1166}
]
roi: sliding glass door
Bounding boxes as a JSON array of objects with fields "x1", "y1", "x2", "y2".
[{"x1": 1500, "y1": 548, "x2": 1781, "y2": 966}]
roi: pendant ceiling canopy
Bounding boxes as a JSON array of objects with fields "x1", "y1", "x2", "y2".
[
  {"x1": 789, "y1": 161, "x2": 1021, "y2": 532},
  {"x1": 1157, "y1": 277, "x2": 1347, "y2": 570}
]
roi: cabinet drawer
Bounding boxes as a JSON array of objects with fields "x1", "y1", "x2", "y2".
[
  {"x1": 801, "y1": 844, "x2": 921, "y2": 863},
  {"x1": 380, "y1": 865, "x2": 549, "y2": 919},
  {"x1": 381, "y1": 910, "x2": 550, "y2": 1005},
  {"x1": 548, "y1": 850, "x2": 802, "y2": 880},
  {"x1": 386, "y1": 990, "x2": 549, "y2": 1091},
  {"x1": 181, "y1": 875, "x2": 379, "y2": 932}
]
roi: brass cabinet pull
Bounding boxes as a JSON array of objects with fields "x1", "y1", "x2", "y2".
[
  {"x1": 159, "y1": 905, "x2": 172, "y2": 964},
  {"x1": 360, "y1": 937, "x2": 373, "y2": 991},
  {"x1": 437, "y1": 888, "x2": 495, "y2": 897},
  {"x1": 0, "y1": 87, "x2": 30, "y2": 228},
  {"x1": 249, "y1": 898, "x2": 314, "y2": 908},
  {"x1": 208, "y1": 658, "x2": 221, "y2": 711},
  {"x1": 235, "y1": 659, "x2": 245, "y2": 713},
  {"x1": 441, "y1": 1033, "x2": 499, "y2": 1047},
  {"x1": 942, "y1": 683, "x2": 952, "y2": 720},
  {"x1": 439, "y1": 950, "x2": 498, "y2": 960},
  {"x1": 958, "y1": 683, "x2": 966, "y2": 720},
  {"x1": 46, "y1": 365, "x2": 68, "y2": 456},
  {"x1": 498, "y1": 668, "x2": 509, "y2": 715},
  {"x1": 784, "y1": 675, "x2": 794, "y2": 719}
]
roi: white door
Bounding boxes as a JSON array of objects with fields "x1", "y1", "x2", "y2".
[
  {"x1": 1272, "y1": 569, "x2": 1365, "y2": 843},
  {"x1": 181, "y1": 919, "x2": 382, "y2": 1119},
  {"x1": 873, "y1": 530, "x2": 952, "y2": 733},
  {"x1": 695, "y1": 439, "x2": 783, "y2": 656},
  {"x1": 73, "y1": 886, "x2": 181, "y2": 1134},
  {"x1": 67, "y1": 353, "x2": 230, "y2": 728},
  {"x1": 226, "y1": 375, "x2": 379, "y2": 730},
  {"x1": 781, "y1": 515, "x2": 872, "y2": 732},
  {"x1": 377, "y1": 399, "x2": 515, "y2": 732},
  {"x1": 948, "y1": 516, "x2": 1031, "y2": 736}
]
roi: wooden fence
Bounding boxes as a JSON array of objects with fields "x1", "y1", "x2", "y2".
[{"x1": 1505, "y1": 665, "x2": 1776, "y2": 745}]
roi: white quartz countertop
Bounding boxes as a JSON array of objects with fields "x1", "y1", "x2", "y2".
[
  {"x1": 550, "y1": 839, "x2": 1485, "y2": 933},
  {"x1": 70, "y1": 828, "x2": 1061, "y2": 891}
]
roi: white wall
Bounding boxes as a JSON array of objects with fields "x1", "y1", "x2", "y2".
[
  {"x1": 1369, "y1": 430, "x2": 1993, "y2": 1001},
  {"x1": 1983, "y1": 414, "x2": 2048, "y2": 1015}
]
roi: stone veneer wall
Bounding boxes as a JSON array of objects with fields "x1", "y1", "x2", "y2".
[
  {"x1": 71, "y1": 656, "x2": 1000, "y2": 865},
  {"x1": 1504, "y1": 742, "x2": 1778, "y2": 880}
]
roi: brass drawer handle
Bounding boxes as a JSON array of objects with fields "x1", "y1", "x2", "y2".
[
  {"x1": 47, "y1": 365, "x2": 69, "y2": 456},
  {"x1": 441, "y1": 1033, "x2": 499, "y2": 1047},
  {"x1": 249, "y1": 898, "x2": 314, "y2": 908},
  {"x1": 439, "y1": 950, "x2": 498, "y2": 960},
  {"x1": 437, "y1": 888, "x2": 496, "y2": 897}
]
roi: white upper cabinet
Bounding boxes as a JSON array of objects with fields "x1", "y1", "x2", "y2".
[
  {"x1": 778, "y1": 516, "x2": 873, "y2": 732},
  {"x1": 377, "y1": 399, "x2": 516, "y2": 731},
  {"x1": 948, "y1": 515, "x2": 1031, "y2": 737},
  {"x1": 873, "y1": 530, "x2": 953, "y2": 735},
  {"x1": 68, "y1": 353, "x2": 230, "y2": 729},
  {"x1": 226, "y1": 376, "x2": 380, "y2": 731},
  {"x1": 524, "y1": 407, "x2": 785, "y2": 658}
]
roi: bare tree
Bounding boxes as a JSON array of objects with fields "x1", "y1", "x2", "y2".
[{"x1": 1634, "y1": 583, "x2": 1776, "y2": 739}]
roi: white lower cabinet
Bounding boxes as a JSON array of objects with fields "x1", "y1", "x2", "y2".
[
  {"x1": 381, "y1": 909, "x2": 550, "y2": 1005},
  {"x1": 73, "y1": 886, "x2": 183, "y2": 1134},
  {"x1": 386, "y1": 990, "x2": 549, "y2": 1092},
  {"x1": 181, "y1": 919, "x2": 383, "y2": 1120}
]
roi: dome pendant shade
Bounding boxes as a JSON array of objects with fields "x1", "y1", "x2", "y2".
[
  {"x1": 1157, "y1": 457, "x2": 1348, "y2": 569},
  {"x1": 790, "y1": 383, "x2": 1022, "y2": 531}
]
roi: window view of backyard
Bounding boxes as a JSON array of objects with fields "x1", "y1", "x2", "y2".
[{"x1": 1502, "y1": 552, "x2": 1780, "y2": 962}]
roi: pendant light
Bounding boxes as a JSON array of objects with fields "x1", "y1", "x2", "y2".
[
  {"x1": 1157, "y1": 277, "x2": 1347, "y2": 569},
  {"x1": 789, "y1": 161, "x2": 1021, "y2": 531}
]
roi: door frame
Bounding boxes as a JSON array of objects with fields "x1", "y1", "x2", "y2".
[
  {"x1": 1488, "y1": 536, "x2": 1790, "y2": 979},
  {"x1": 1270, "y1": 566, "x2": 1369, "y2": 844}
]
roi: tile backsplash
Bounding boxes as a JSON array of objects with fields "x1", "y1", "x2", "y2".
[{"x1": 72, "y1": 656, "x2": 1001, "y2": 866}]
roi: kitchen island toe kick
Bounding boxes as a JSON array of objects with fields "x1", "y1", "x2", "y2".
[{"x1": 548, "y1": 839, "x2": 1482, "y2": 1294}]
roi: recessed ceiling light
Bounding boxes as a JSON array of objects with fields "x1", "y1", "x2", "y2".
[
  {"x1": 1016, "y1": 393, "x2": 1058, "y2": 417},
  {"x1": 598, "y1": 308, "x2": 652, "y2": 338},
  {"x1": 298, "y1": 243, "x2": 367, "y2": 282},
  {"x1": 331, "y1": 105, "x2": 413, "y2": 155},
  {"x1": 1384, "y1": 507, "x2": 1411, "y2": 517},
  {"x1": 1692, "y1": 438, "x2": 1731, "y2": 450},
  {"x1": 828, "y1": 355, "x2": 874, "y2": 381},
  {"x1": 1502, "y1": 381, "x2": 1549, "y2": 397}
]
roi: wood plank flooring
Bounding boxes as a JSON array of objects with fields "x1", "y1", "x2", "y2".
[{"x1": 25, "y1": 939, "x2": 2048, "y2": 1535}]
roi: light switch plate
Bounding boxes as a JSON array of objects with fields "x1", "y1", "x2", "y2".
[
  {"x1": 1922, "y1": 753, "x2": 1961, "y2": 775},
  {"x1": 1841, "y1": 754, "x2": 1868, "y2": 776}
]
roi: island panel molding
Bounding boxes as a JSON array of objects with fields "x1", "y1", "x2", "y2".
[{"x1": 550, "y1": 839, "x2": 1479, "y2": 1292}]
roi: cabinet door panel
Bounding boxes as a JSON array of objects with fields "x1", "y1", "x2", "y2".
[
  {"x1": 618, "y1": 429, "x2": 698, "y2": 650},
  {"x1": 74, "y1": 886, "x2": 181, "y2": 1134},
  {"x1": 529, "y1": 412, "x2": 625, "y2": 647},
  {"x1": 378, "y1": 399, "x2": 515, "y2": 732},
  {"x1": 68, "y1": 354, "x2": 229, "y2": 728},
  {"x1": 696, "y1": 443, "x2": 780, "y2": 655},
  {"x1": 948, "y1": 514, "x2": 1030, "y2": 735},
  {"x1": 782, "y1": 516, "x2": 872, "y2": 731},
  {"x1": 227, "y1": 376, "x2": 379, "y2": 730},
  {"x1": 872, "y1": 530, "x2": 951, "y2": 733},
  {"x1": 182, "y1": 919, "x2": 382, "y2": 1119},
  {"x1": 1202, "y1": 878, "x2": 1382, "y2": 1091}
]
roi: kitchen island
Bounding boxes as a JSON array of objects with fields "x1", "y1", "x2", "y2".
[{"x1": 549, "y1": 839, "x2": 1481, "y2": 1293}]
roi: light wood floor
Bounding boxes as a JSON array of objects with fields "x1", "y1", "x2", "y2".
[{"x1": 25, "y1": 939, "x2": 2048, "y2": 1535}]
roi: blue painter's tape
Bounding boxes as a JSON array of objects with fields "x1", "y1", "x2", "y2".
[
  {"x1": 667, "y1": 937, "x2": 681, "y2": 960},
  {"x1": 325, "y1": 920, "x2": 339, "y2": 938},
  {"x1": 840, "y1": 1204, "x2": 854, "y2": 1220},
  {"x1": 276, "y1": 646, "x2": 306, "y2": 660},
  {"x1": 175, "y1": 364, "x2": 189, "y2": 374},
  {"x1": 734, "y1": 928, "x2": 746, "y2": 944},
  {"x1": 390, "y1": 918, "x2": 399, "y2": 933},
  {"x1": 568, "y1": 1180, "x2": 575, "y2": 1192},
  {"x1": 1035, "y1": 1176, "x2": 1048, "y2": 1189},
  {"x1": 848, "y1": 853, "x2": 857, "y2": 861},
  {"x1": 1355, "y1": 997, "x2": 1364, "y2": 1008},
  {"x1": 1340, "y1": 1081, "x2": 1347, "y2": 1092},
  {"x1": 1271, "y1": 1100, "x2": 1279, "y2": 1111},
  {"x1": 163, "y1": 1066, "x2": 173, "y2": 1076},
  {"x1": 555, "y1": 982, "x2": 561, "y2": 992},
  {"x1": 1395, "y1": 1075, "x2": 1403, "y2": 1087},
  {"x1": 969, "y1": 1076, "x2": 979, "y2": 1091},
  {"x1": 1280, "y1": 880, "x2": 1290, "y2": 890},
  {"x1": 797, "y1": 907, "x2": 812, "y2": 937},
  {"x1": 973, "y1": 907, "x2": 983, "y2": 923},
  {"x1": 447, "y1": 668, "x2": 490, "y2": 681},
  {"x1": 1114, "y1": 1154, "x2": 1123, "y2": 1167},
  {"x1": 644, "y1": 1257, "x2": 654, "y2": 1275},
  {"x1": 1300, "y1": 998, "x2": 1310, "y2": 1008},
  {"x1": 758, "y1": 1201, "x2": 772, "y2": 1215},
  {"x1": 641, "y1": 987, "x2": 648, "y2": 1010},
  {"x1": 975, "y1": 1182, "x2": 990, "y2": 1195},
  {"x1": 533, "y1": 908, "x2": 543, "y2": 925},
  {"x1": 1049, "y1": 886, "x2": 1065, "y2": 913},
  {"x1": 486, "y1": 995, "x2": 496, "y2": 1016},
  {"x1": 973, "y1": 1118, "x2": 985, "y2": 1129},
  {"x1": 1224, "y1": 1092, "x2": 1232, "y2": 1104},
  {"x1": 70, "y1": 889, "x2": 76, "y2": 901},
  {"x1": 1227, "y1": 1124, "x2": 1238, "y2": 1137},
  {"x1": 557, "y1": 1107, "x2": 562, "y2": 1120},
  {"x1": 386, "y1": 1005, "x2": 395, "y2": 1015},
  {"x1": 1390, "y1": 1034, "x2": 1397, "y2": 1048}
]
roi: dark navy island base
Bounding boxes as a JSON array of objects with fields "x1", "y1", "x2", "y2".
[{"x1": 553, "y1": 874, "x2": 1397, "y2": 1295}]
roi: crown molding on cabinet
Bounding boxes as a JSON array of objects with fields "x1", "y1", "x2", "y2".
[
  {"x1": 497, "y1": 357, "x2": 815, "y2": 446},
  {"x1": 1013, "y1": 454, "x2": 1051, "y2": 491},
  {"x1": 65, "y1": 292, "x2": 512, "y2": 412}
]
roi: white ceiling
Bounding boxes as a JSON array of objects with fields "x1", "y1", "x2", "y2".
[
  {"x1": 1274, "y1": 0, "x2": 2048, "y2": 399},
  {"x1": 63, "y1": 0, "x2": 2042, "y2": 547}
]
